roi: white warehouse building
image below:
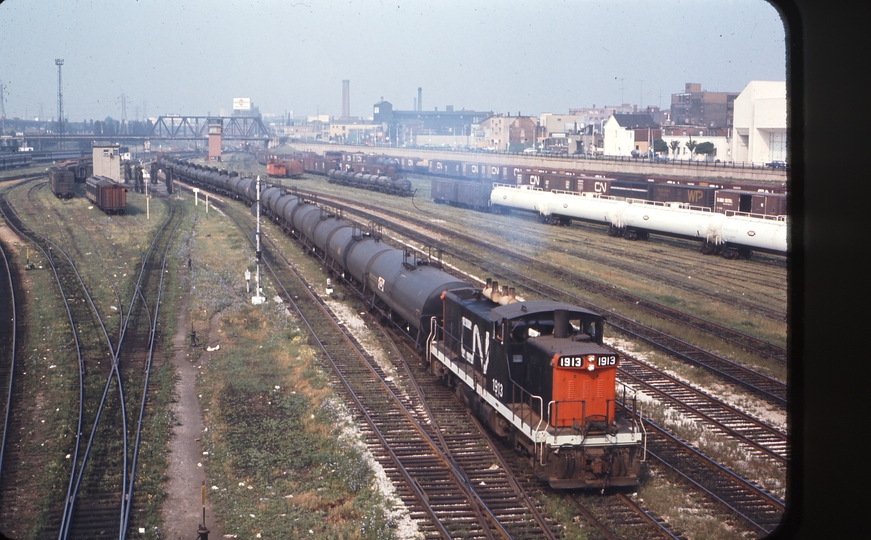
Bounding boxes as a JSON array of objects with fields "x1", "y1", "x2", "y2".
[{"x1": 730, "y1": 80, "x2": 787, "y2": 165}]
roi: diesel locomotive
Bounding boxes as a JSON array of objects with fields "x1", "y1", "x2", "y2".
[{"x1": 160, "y1": 155, "x2": 646, "y2": 489}]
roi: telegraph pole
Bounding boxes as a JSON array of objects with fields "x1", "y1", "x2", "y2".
[
  {"x1": 121, "y1": 93, "x2": 128, "y2": 134},
  {"x1": 0, "y1": 82, "x2": 6, "y2": 135},
  {"x1": 55, "y1": 59, "x2": 64, "y2": 137}
]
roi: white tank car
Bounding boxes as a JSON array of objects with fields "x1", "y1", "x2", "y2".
[
  {"x1": 720, "y1": 214, "x2": 788, "y2": 253},
  {"x1": 545, "y1": 191, "x2": 627, "y2": 226},
  {"x1": 619, "y1": 200, "x2": 726, "y2": 245},
  {"x1": 490, "y1": 184, "x2": 548, "y2": 213}
]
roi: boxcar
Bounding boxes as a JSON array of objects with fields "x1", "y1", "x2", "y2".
[
  {"x1": 648, "y1": 184, "x2": 716, "y2": 207},
  {"x1": 714, "y1": 189, "x2": 787, "y2": 216},
  {"x1": 85, "y1": 175, "x2": 127, "y2": 215},
  {"x1": 48, "y1": 166, "x2": 76, "y2": 198}
]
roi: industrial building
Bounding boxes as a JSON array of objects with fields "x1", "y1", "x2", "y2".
[
  {"x1": 372, "y1": 99, "x2": 492, "y2": 148},
  {"x1": 670, "y1": 83, "x2": 740, "y2": 129}
]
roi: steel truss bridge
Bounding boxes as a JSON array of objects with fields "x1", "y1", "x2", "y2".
[{"x1": 149, "y1": 115, "x2": 269, "y2": 140}]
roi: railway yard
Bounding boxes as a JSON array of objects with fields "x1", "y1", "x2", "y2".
[{"x1": 0, "y1": 151, "x2": 789, "y2": 539}]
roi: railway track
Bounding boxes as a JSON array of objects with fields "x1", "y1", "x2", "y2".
[
  {"x1": 181, "y1": 172, "x2": 788, "y2": 536},
  {"x1": 0, "y1": 184, "x2": 182, "y2": 538},
  {"x1": 216, "y1": 192, "x2": 563, "y2": 539},
  {"x1": 284, "y1": 190, "x2": 788, "y2": 406},
  {"x1": 62, "y1": 200, "x2": 182, "y2": 539},
  {"x1": 213, "y1": 185, "x2": 700, "y2": 538},
  {"x1": 275, "y1": 186, "x2": 791, "y2": 526},
  {"x1": 565, "y1": 490, "x2": 685, "y2": 540},
  {"x1": 0, "y1": 192, "x2": 111, "y2": 535},
  {"x1": 0, "y1": 234, "x2": 20, "y2": 503},
  {"x1": 641, "y1": 416, "x2": 785, "y2": 536},
  {"x1": 618, "y1": 358, "x2": 789, "y2": 468}
]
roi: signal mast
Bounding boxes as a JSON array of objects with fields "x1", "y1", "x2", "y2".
[{"x1": 252, "y1": 175, "x2": 265, "y2": 305}]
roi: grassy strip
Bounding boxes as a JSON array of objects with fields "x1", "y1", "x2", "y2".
[{"x1": 184, "y1": 199, "x2": 401, "y2": 539}]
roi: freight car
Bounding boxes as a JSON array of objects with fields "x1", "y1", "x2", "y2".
[
  {"x1": 266, "y1": 157, "x2": 304, "y2": 179},
  {"x1": 609, "y1": 179, "x2": 717, "y2": 207},
  {"x1": 295, "y1": 152, "x2": 413, "y2": 196},
  {"x1": 491, "y1": 184, "x2": 787, "y2": 259},
  {"x1": 0, "y1": 152, "x2": 33, "y2": 170},
  {"x1": 169, "y1": 155, "x2": 645, "y2": 490},
  {"x1": 85, "y1": 175, "x2": 127, "y2": 215},
  {"x1": 48, "y1": 166, "x2": 75, "y2": 198},
  {"x1": 431, "y1": 176, "x2": 492, "y2": 211},
  {"x1": 327, "y1": 169, "x2": 412, "y2": 196}
]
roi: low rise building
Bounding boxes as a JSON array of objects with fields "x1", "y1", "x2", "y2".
[
  {"x1": 602, "y1": 113, "x2": 660, "y2": 157},
  {"x1": 92, "y1": 143, "x2": 122, "y2": 182},
  {"x1": 478, "y1": 114, "x2": 537, "y2": 152},
  {"x1": 729, "y1": 80, "x2": 787, "y2": 165}
]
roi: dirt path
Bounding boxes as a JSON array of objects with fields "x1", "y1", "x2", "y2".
[{"x1": 159, "y1": 275, "x2": 225, "y2": 540}]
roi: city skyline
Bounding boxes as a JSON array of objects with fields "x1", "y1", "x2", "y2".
[{"x1": 0, "y1": 0, "x2": 787, "y2": 122}]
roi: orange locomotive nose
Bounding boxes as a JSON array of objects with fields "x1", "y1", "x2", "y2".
[{"x1": 551, "y1": 354, "x2": 618, "y2": 427}]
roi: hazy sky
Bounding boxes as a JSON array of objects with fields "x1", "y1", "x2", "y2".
[{"x1": 0, "y1": 0, "x2": 786, "y2": 121}]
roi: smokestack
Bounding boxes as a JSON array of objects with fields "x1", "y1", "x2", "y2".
[
  {"x1": 418, "y1": 87, "x2": 422, "y2": 112},
  {"x1": 342, "y1": 80, "x2": 350, "y2": 118}
]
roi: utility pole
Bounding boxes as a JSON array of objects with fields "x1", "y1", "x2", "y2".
[
  {"x1": 55, "y1": 59, "x2": 64, "y2": 137},
  {"x1": 121, "y1": 93, "x2": 128, "y2": 134},
  {"x1": 0, "y1": 82, "x2": 6, "y2": 135}
]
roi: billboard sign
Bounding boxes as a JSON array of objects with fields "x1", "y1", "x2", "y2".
[{"x1": 233, "y1": 98, "x2": 251, "y2": 110}]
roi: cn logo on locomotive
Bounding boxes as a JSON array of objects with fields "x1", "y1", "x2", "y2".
[{"x1": 461, "y1": 317, "x2": 491, "y2": 373}]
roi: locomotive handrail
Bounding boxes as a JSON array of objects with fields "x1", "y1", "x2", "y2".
[{"x1": 435, "y1": 320, "x2": 547, "y2": 438}]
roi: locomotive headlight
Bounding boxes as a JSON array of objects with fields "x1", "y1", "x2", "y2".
[{"x1": 585, "y1": 354, "x2": 596, "y2": 369}]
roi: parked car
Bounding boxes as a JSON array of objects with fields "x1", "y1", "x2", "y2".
[
  {"x1": 653, "y1": 155, "x2": 670, "y2": 163},
  {"x1": 766, "y1": 160, "x2": 787, "y2": 169}
]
